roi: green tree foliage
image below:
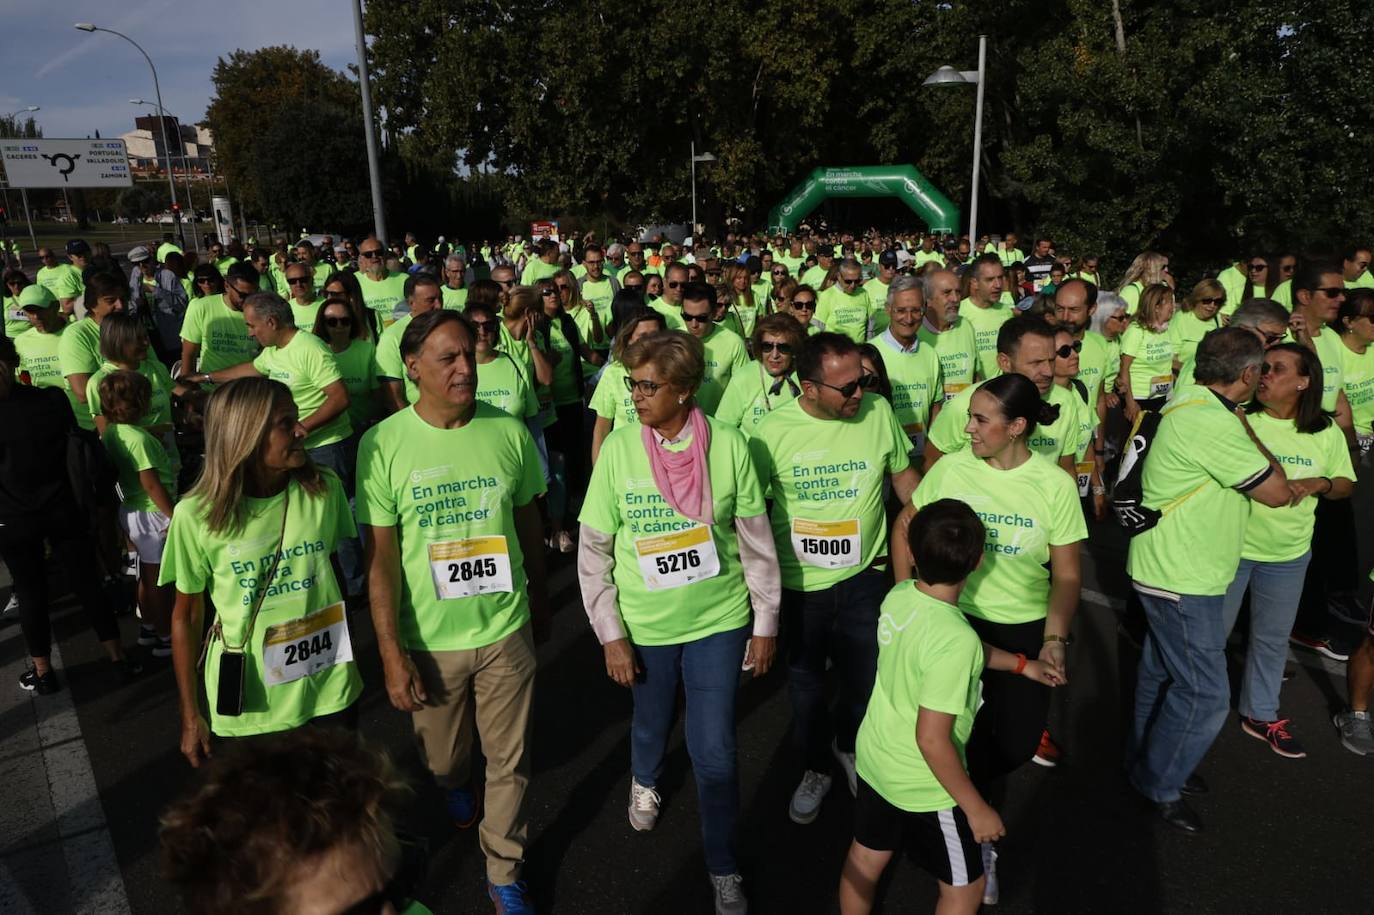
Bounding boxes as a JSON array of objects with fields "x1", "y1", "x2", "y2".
[{"x1": 362, "y1": 0, "x2": 1374, "y2": 278}]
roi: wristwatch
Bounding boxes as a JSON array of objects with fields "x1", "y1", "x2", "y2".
[{"x1": 1043, "y1": 634, "x2": 1072, "y2": 646}]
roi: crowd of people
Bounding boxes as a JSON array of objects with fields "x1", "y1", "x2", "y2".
[{"x1": 3, "y1": 226, "x2": 1374, "y2": 915}]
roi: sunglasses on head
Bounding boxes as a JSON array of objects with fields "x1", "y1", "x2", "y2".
[
  {"x1": 808, "y1": 374, "x2": 876, "y2": 398},
  {"x1": 1055, "y1": 340, "x2": 1083, "y2": 358}
]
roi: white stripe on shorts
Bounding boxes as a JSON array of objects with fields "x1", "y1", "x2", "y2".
[{"x1": 937, "y1": 808, "x2": 968, "y2": 886}]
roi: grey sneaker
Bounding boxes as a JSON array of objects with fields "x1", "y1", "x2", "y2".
[
  {"x1": 628, "y1": 779, "x2": 660, "y2": 832},
  {"x1": 831, "y1": 739, "x2": 858, "y2": 796},
  {"x1": 787, "y1": 770, "x2": 832, "y2": 825},
  {"x1": 981, "y1": 841, "x2": 999, "y2": 905},
  {"x1": 709, "y1": 872, "x2": 747, "y2": 915},
  {"x1": 1334, "y1": 710, "x2": 1374, "y2": 756},
  {"x1": 1, "y1": 592, "x2": 18, "y2": 620}
]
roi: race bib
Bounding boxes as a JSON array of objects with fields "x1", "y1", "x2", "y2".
[
  {"x1": 261, "y1": 602, "x2": 352, "y2": 687},
  {"x1": 903, "y1": 422, "x2": 926, "y2": 458},
  {"x1": 1075, "y1": 461, "x2": 1094, "y2": 498},
  {"x1": 943, "y1": 383, "x2": 969, "y2": 403},
  {"x1": 1149, "y1": 374, "x2": 1173, "y2": 398},
  {"x1": 634, "y1": 525, "x2": 720, "y2": 591},
  {"x1": 7, "y1": 307, "x2": 25, "y2": 323},
  {"x1": 428, "y1": 536, "x2": 514, "y2": 599},
  {"x1": 792, "y1": 518, "x2": 861, "y2": 569},
  {"x1": 1359, "y1": 433, "x2": 1373, "y2": 457}
]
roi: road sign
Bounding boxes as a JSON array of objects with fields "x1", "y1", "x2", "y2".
[{"x1": 0, "y1": 138, "x2": 133, "y2": 188}]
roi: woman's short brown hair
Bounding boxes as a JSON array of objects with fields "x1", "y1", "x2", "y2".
[
  {"x1": 98, "y1": 369, "x2": 151, "y2": 425},
  {"x1": 621, "y1": 330, "x2": 705, "y2": 395},
  {"x1": 752, "y1": 312, "x2": 806, "y2": 356}
]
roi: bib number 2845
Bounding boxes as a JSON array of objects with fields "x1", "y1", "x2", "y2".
[{"x1": 429, "y1": 536, "x2": 514, "y2": 599}]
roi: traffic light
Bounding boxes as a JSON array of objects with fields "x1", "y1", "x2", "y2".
[{"x1": 171, "y1": 202, "x2": 181, "y2": 215}]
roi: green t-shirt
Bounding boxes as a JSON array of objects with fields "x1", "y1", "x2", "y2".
[
  {"x1": 520, "y1": 259, "x2": 560, "y2": 287},
  {"x1": 87, "y1": 357, "x2": 177, "y2": 431},
  {"x1": 578, "y1": 417, "x2": 764, "y2": 645},
  {"x1": 1216, "y1": 265, "x2": 1247, "y2": 315},
  {"x1": 253, "y1": 331, "x2": 352, "y2": 449},
  {"x1": 159, "y1": 474, "x2": 361, "y2": 737},
  {"x1": 927, "y1": 380, "x2": 1085, "y2": 463},
  {"x1": 1311, "y1": 328, "x2": 1346, "y2": 413},
  {"x1": 1241, "y1": 412, "x2": 1353, "y2": 563},
  {"x1": 800, "y1": 266, "x2": 828, "y2": 288},
  {"x1": 1119, "y1": 282, "x2": 1143, "y2": 313},
  {"x1": 15, "y1": 327, "x2": 84, "y2": 422},
  {"x1": 290, "y1": 298, "x2": 324, "y2": 332},
  {"x1": 53, "y1": 317, "x2": 101, "y2": 429},
  {"x1": 356, "y1": 404, "x2": 546, "y2": 651},
  {"x1": 1119, "y1": 323, "x2": 1177, "y2": 400},
  {"x1": 1074, "y1": 331, "x2": 1112, "y2": 422},
  {"x1": 333, "y1": 338, "x2": 379, "y2": 431},
  {"x1": 477, "y1": 351, "x2": 539, "y2": 419},
  {"x1": 37, "y1": 263, "x2": 83, "y2": 302},
  {"x1": 4, "y1": 294, "x2": 31, "y2": 339},
  {"x1": 698, "y1": 326, "x2": 751, "y2": 415},
  {"x1": 913, "y1": 448, "x2": 1086, "y2": 623},
  {"x1": 870, "y1": 332, "x2": 943, "y2": 452},
  {"x1": 441, "y1": 284, "x2": 469, "y2": 311},
  {"x1": 1168, "y1": 310, "x2": 1219, "y2": 376},
  {"x1": 751, "y1": 396, "x2": 911, "y2": 591},
  {"x1": 1338, "y1": 338, "x2": 1374, "y2": 436},
  {"x1": 545, "y1": 316, "x2": 582, "y2": 406},
  {"x1": 590, "y1": 361, "x2": 639, "y2": 429},
  {"x1": 580, "y1": 277, "x2": 616, "y2": 317},
  {"x1": 714, "y1": 363, "x2": 799, "y2": 437},
  {"x1": 917, "y1": 319, "x2": 979, "y2": 400},
  {"x1": 374, "y1": 313, "x2": 417, "y2": 404},
  {"x1": 356, "y1": 272, "x2": 408, "y2": 325},
  {"x1": 864, "y1": 278, "x2": 892, "y2": 334},
  {"x1": 102, "y1": 422, "x2": 176, "y2": 513},
  {"x1": 815, "y1": 286, "x2": 872, "y2": 344},
  {"x1": 648, "y1": 297, "x2": 686, "y2": 331},
  {"x1": 854, "y1": 583, "x2": 984, "y2": 812},
  {"x1": 958, "y1": 298, "x2": 1013, "y2": 380},
  {"x1": 1127, "y1": 385, "x2": 1271, "y2": 595},
  {"x1": 181, "y1": 294, "x2": 260, "y2": 374}
]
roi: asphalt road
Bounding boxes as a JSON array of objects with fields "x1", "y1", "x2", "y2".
[{"x1": 2, "y1": 515, "x2": 1372, "y2": 915}]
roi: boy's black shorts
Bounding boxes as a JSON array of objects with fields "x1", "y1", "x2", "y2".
[{"x1": 852, "y1": 777, "x2": 984, "y2": 887}]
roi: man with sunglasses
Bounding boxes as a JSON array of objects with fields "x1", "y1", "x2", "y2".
[
  {"x1": 750, "y1": 332, "x2": 920, "y2": 825},
  {"x1": 1047, "y1": 279, "x2": 1113, "y2": 500},
  {"x1": 357, "y1": 238, "x2": 410, "y2": 330},
  {"x1": 776, "y1": 237, "x2": 806, "y2": 278},
  {"x1": 648, "y1": 263, "x2": 690, "y2": 330},
  {"x1": 863, "y1": 251, "x2": 899, "y2": 336},
  {"x1": 295, "y1": 239, "x2": 335, "y2": 289},
  {"x1": 249, "y1": 247, "x2": 276, "y2": 292},
  {"x1": 283, "y1": 262, "x2": 325, "y2": 330},
  {"x1": 35, "y1": 246, "x2": 84, "y2": 318},
  {"x1": 207, "y1": 240, "x2": 238, "y2": 276},
  {"x1": 912, "y1": 234, "x2": 944, "y2": 272},
  {"x1": 870, "y1": 277, "x2": 944, "y2": 457},
  {"x1": 1343, "y1": 245, "x2": 1374, "y2": 290},
  {"x1": 179, "y1": 261, "x2": 263, "y2": 380},
  {"x1": 925, "y1": 315, "x2": 1087, "y2": 478},
  {"x1": 678, "y1": 281, "x2": 748, "y2": 415},
  {"x1": 815, "y1": 259, "x2": 873, "y2": 344}
]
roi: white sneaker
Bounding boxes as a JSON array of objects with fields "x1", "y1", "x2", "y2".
[
  {"x1": 137, "y1": 624, "x2": 160, "y2": 647},
  {"x1": 831, "y1": 739, "x2": 857, "y2": 796},
  {"x1": 981, "y1": 841, "x2": 999, "y2": 905},
  {"x1": 1, "y1": 593, "x2": 18, "y2": 620},
  {"x1": 709, "y1": 872, "x2": 747, "y2": 915},
  {"x1": 788, "y1": 770, "x2": 832, "y2": 824},
  {"x1": 628, "y1": 779, "x2": 661, "y2": 832}
]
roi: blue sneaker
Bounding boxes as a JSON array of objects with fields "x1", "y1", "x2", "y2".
[
  {"x1": 447, "y1": 786, "x2": 481, "y2": 829},
  {"x1": 487, "y1": 879, "x2": 534, "y2": 914}
]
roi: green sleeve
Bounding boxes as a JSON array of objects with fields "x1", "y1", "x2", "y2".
[
  {"x1": 307, "y1": 339, "x2": 343, "y2": 387},
  {"x1": 918, "y1": 627, "x2": 982, "y2": 716},
  {"x1": 252, "y1": 348, "x2": 273, "y2": 374},
  {"x1": 180, "y1": 300, "x2": 206, "y2": 344},
  {"x1": 354, "y1": 429, "x2": 396, "y2": 526},
  {"x1": 589, "y1": 367, "x2": 619, "y2": 419},
  {"x1": 513, "y1": 422, "x2": 547, "y2": 505},
  {"x1": 714, "y1": 370, "x2": 749, "y2": 428},
  {"x1": 879, "y1": 399, "x2": 912, "y2": 474},
  {"x1": 729, "y1": 428, "x2": 766, "y2": 517},
  {"x1": 578, "y1": 435, "x2": 620, "y2": 534},
  {"x1": 159, "y1": 507, "x2": 209, "y2": 592},
  {"x1": 326, "y1": 472, "x2": 358, "y2": 542},
  {"x1": 1046, "y1": 464, "x2": 1089, "y2": 545},
  {"x1": 87, "y1": 367, "x2": 106, "y2": 417},
  {"x1": 926, "y1": 392, "x2": 969, "y2": 454},
  {"x1": 374, "y1": 327, "x2": 404, "y2": 380}
]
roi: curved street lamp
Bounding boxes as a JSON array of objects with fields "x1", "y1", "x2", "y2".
[{"x1": 924, "y1": 35, "x2": 987, "y2": 243}]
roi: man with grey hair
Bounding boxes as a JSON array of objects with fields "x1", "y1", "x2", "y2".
[
  {"x1": 916, "y1": 267, "x2": 979, "y2": 401},
  {"x1": 870, "y1": 275, "x2": 943, "y2": 456},
  {"x1": 283, "y1": 260, "x2": 324, "y2": 330},
  {"x1": 1126, "y1": 325, "x2": 1293, "y2": 834},
  {"x1": 816, "y1": 257, "x2": 872, "y2": 343},
  {"x1": 441, "y1": 253, "x2": 469, "y2": 310},
  {"x1": 604, "y1": 242, "x2": 627, "y2": 278}
]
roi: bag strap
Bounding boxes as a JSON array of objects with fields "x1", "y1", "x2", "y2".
[{"x1": 199, "y1": 485, "x2": 291, "y2": 665}]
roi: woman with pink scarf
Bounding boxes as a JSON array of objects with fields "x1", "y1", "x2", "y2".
[{"x1": 577, "y1": 330, "x2": 780, "y2": 915}]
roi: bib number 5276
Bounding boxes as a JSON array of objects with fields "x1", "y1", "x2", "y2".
[{"x1": 635, "y1": 525, "x2": 720, "y2": 591}]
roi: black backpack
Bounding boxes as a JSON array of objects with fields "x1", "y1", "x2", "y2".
[
  {"x1": 1110, "y1": 401, "x2": 1204, "y2": 536},
  {"x1": 66, "y1": 426, "x2": 120, "y2": 520}
]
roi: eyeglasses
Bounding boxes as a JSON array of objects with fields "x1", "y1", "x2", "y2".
[
  {"x1": 287, "y1": 276, "x2": 311, "y2": 286},
  {"x1": 360, "y1": 249, "x2": 383, "y2": 257},
  {"x1": 681, "y1": 312, "x2": 712, "y2": 324},
  {"x1": 1197, "y1": 296, "x2": 1225, "y2": 305},
  {"x1": 1316, "y1": 287, "x2": 1347, "y2": 298},
  {"x1": 807, "y1": 374, "x2": 875, "y2": 398},
  {"x1": 196, "y1": 277, "x2": 215, "y2": 284},
  {"x1": 758, "y1": 341, "x2": 793, "y2": 355},
  {"x1": 1054, "y1": 340, "x2": 1083, "y2": 358},
  {"x1": 584, "y1": 258, "x2": 602, "y2": 265},
  {"x1": 792, "y1": 299, "x2": 816, "y2": 310},
  {"x1": 628, "y1": 250, "x2": 644, "y2": 258},
  {"x1": 624, "y1": 376, "x2": 665, "y2": 395},
  {"x1": 1248, "y1": 263, "x2": 1267, "y2": 272},
  {"x1": 324, "y1": 316, "x2": 354, "y2": 327}
]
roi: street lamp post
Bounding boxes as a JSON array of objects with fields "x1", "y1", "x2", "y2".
[
  {"x1": 923, "y1": 33, "x2": 987, "y2": 244},
  {"x1": 690, "y1": 141, "x2": 716, "y2": 240},
  {"x1": 74, "y1": 23, "x2": 184, "y2": 248},
  {"x1": 2, "y1": 106, "x2": 43, "y2": 252},
  {"x1": 352, "y1": 0, "x2": 388, "y2": 243}
]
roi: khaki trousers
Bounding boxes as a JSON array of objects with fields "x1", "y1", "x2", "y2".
[{"x1": 411, "y1": 624, "x2": 536, "y2": 884}]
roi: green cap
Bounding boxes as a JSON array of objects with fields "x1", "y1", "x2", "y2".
[{"x1": 17, "y1": 284, "x2": 58, "y2": 310}]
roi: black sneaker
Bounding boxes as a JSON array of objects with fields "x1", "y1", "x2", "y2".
[
  {"x1": 19, "y1": 667, "x2": 61, "y2": 695},
  {"x1": 1240, "y1": 716, "x2": 1308, "y2": 758}
]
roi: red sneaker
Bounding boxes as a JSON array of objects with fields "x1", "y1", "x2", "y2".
[{"x1": 1032, "y1": 729, "x2": 1060, "y2": 767}]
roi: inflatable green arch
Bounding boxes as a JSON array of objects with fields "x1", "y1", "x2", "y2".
[{"x1": 766, "y1": 166, "x2": 960, "y2": 236}]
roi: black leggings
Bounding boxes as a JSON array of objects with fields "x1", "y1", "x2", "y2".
[
  {"x1": 962, "y1": 616, "x2": 1051, "y2": 788},
  {"x1": 547, "y1": 401, "x2": 589, "y2": 512},
  {"x1": 1294, "y1": 496, "x2": 1360, "y2": 634},
  {"x1": 0, "y1": 512, "x2": 121, "y2": 659}
]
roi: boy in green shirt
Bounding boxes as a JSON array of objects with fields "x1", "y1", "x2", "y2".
[{"x1": 841, "y1": 499, "x2": 1059, "y2": 915}]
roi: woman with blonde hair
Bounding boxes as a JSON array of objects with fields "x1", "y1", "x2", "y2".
[
  {"x1": 1169, "y1": 278, "x2": 1225, "y2": 372},
  {"x1": 721, "y1": 262, "x2": 760, "y2": 338},
  {"x1": 1117, "y1": 284, "x2": 1179, "y2": 421},
  {"x1": 162, "y1": 377, "x2": 361, "y2": 767},
  {"x1": 1117, "y1": 251, "x2": 1174, "y2": 312}
]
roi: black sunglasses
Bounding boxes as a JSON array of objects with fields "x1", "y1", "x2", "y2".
[
  {"x1": 471, "y1": 319, "x2": 498, "y2": 333},
  {"x1": 624, "y1": 283, "x2": 644, "y2": 291},
  {"x1": 666, "y1": 281, "x2": 684, "y2": 289},
  {"x1": 1316, "y1": 287, "x2": 1347, "y2": 298},
  {"x1": 287, "y1": 277, "x2": 311, "y2": 286},
  {"x1": 840, "y1": 278, "x2": 859, "y2": 287},
  {"x1": 681, "y1": 312, "x2": 712, "y2": 324},
  {"x1": 792, "y1": 298, "x2": 816, "y2": 310},
  {"x1": 359, "y1": 249, "x2": 384, "y2": 257},
  {"x1": 1055, "y1": 340, "x2": 1083, "y2": 358},
  {"x1": 325, "y1": 316, "x2": 353, "y2": 327},
  {"x1": 807, "y1": 374, "x2": 875, "y2": 398},
  {"x1": 540, "y1": 288, "x2": 557, "y2": 297},
  {"x1": 1197, "y1": 296, "x2": 1225, "y2": 306},
  {"x1": 758, "y1": 341, "x2": 793, "y2": 355},
  {"x1": 1248, "y1": 263, "x2": 1267, "y2": 272}
]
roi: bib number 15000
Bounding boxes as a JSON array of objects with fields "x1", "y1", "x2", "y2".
[{"x1": 797, "y1": 537, "x2": 852, "y2": 558}]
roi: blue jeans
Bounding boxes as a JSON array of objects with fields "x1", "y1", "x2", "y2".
[
  {"x1": 783, "y1": 567, "x2": 886, "y2": 772},
  {"x1": 308, "y1": 438, "x2": 364, "y2": 596},
  {"x1": 1127, "y1": 587, "x2": 1229, "y2": 803},
  {"x1": 630, "y1": 623, "x2": 750, "y2": 876},
  {"x1": 1221, "y1": 552, "x2": 1311, "y2": 721}
]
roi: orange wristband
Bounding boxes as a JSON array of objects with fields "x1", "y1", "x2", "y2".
[{"x1": 1013, "y1": 653, "x2": 1027, "y2": 674}]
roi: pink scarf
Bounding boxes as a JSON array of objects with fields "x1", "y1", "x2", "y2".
[{"x1": 642, "y1": 406, "x2": 715, "y2": 525}]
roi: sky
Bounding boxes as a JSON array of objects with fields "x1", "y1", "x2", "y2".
[{"x1": 4, "y1": 0, "x2": 360, "y2": 140}]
